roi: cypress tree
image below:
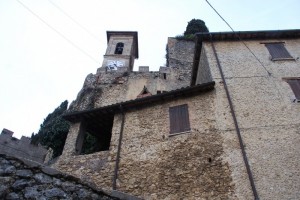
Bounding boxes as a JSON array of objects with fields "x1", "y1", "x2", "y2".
[{"x1": 31, "y1": 100, "x2": 70, "y2": 158}]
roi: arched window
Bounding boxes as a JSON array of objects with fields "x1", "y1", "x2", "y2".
[{"x1": 115, "y1": 42, "x2": 124, "y2": 54}]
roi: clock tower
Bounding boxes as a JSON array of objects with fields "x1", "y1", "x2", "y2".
[{"x1": 100, "y1": 31, "x2": 138, "y2": 72}]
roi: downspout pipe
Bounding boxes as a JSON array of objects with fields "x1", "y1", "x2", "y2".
[
  {"x1": 210, "y1": 35, "x2": 259, "y2": 200},
  {"x1": 113, "y1": 105, "x2": 125, "y2": 190}
]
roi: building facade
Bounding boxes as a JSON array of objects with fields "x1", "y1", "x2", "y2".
[
  {"x1": 193, "y1": 30, "x2": 300, "y2": 200},
  {"x1": 54, "y1": 30, "x2": 300, "y2": 199}
]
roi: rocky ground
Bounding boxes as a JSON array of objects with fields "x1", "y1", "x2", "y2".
[{"x1": 0, "y1": 154, "x2": 119, "y2": 200}]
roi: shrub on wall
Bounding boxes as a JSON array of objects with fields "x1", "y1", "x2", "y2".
[
  {"x1": 184, "y1": 18, "x2": 209, "y2": 35},
  {"x1": 175, "y1": 19, "x2": 209, "y2": 41}
]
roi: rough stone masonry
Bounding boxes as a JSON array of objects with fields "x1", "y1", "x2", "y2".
[{"x1": 0, "y1": 154, "x2": 119, "y2": 200}]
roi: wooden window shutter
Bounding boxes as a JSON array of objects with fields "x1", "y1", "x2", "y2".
[
  {"x1": 265, "y1": 43, "x2": 293, "y2": 60},
  {"x1": 169, "y1": 106, "x2": 179, "y2": 133},
  {"x1": 169, "y1": 104, "x2": 191, "y2": 134},
  {"x1": 287, "y1": 79, "x2": 300, "y2": 100}
]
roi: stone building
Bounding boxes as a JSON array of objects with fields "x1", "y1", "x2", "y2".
[
  {"x1": 54, "y1": 30, "x2": 300, "y2": 199},
  {"x1": 0, "y1": 129, "x2": 48, "y2": 163}
]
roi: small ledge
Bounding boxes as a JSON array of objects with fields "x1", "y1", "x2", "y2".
[
  {"x1": 271, "y1": 57, "x2": 296, "y2": 61},
  {"x1": 169, "y1": 130, "x2": 191, "y2": 137}
]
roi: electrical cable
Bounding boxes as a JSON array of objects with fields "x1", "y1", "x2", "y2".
[
  {"x1": 15, "y1": 0, "x2": 100, "y2": 64},
  {"x1": 48, "y1": 0, "x2": 105, "y2": 44},
  {"x1": 205, "y1": 0, "x2": 271, "y2": 77}
]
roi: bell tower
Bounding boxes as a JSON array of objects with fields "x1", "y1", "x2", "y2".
[{"x1": 101, "y1": 31, "x2": 138, "y2": 72}]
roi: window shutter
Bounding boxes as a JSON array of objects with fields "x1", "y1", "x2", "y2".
[
  {"x1": 287, "y1": 79, "x2": 300, "y2": 100},
  {"x1": 265, "y1": 43, "x2": 293, "y2": 60},
  {"x1": 169, "y1": 106, "x2": 179, "y2": 133},
  {"x1": 178, "y1": 104, "x2": 190, "y2": 132},
  {"x1": 169, "y1": 104, "x2": 190, "y2": 134}
]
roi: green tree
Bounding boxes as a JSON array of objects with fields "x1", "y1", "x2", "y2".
[
  {"x1": 31, "y1": 100, "x2": 70, "y2": 158},
  {"x1": 184, "y1": 18, "x2": 209, "y2": 36}
]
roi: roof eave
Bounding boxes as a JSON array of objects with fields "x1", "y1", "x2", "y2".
[
  {"x1": 191, "y1": 29, "x2": 300, "y2": 86},
  {"x1": 63, "y1": 81, "x2": 215, "y2": 122},
  {"x1": 195, "y1": 29, "x2": 300, "y2": 41}
]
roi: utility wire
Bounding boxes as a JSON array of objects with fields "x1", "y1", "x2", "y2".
[
  {"x1": 48, "y1": 0, "x2": 105, "y2": 44},
  {"x1": 15, "y1": 0, "x2": 100, "y2": 64},
  {"x1": 205, "y1": 0, "x2": 271, "y2": 76},
  {"x1": 205, "y1": 0, "x2": 285, "y2": 101}
]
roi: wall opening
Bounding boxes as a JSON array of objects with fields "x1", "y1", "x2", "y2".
[
  {"x1": 163, "y1": 73, "x2": 167, "y2": 79},
  {"x1": 115, "y1": 42, "x2": 124, "y2": 54},
  {"x1": 76, "y1": 114, "x2": 114, "y2": 155},
  {"x1": 157, "y1": 90, "x2": 167, "y2": 94}
]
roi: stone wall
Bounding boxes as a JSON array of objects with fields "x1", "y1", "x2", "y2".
[
  {"x1": 116, "y1": 93, "x2": 235, "y2": 199},
  {"x1": 202, "y1": 38, "x2": 300, "y2": 199},
  {"x1": 68, "y1": 38, "x2": 195, "y2": 113},
  {"x1": 55, "y1": 90, "x2": 240, "y2": 199},
  {"x1": 167, "y1": 38, "x2": 195, "y2": 70},
  {"x1": 53, "y1": 32, "x2": 300, "y2": 199},
  {"x1": 54, "y1": 35, "x2": 300, "y2": 199},
  {"x1": 0, "y1": 131, "x2": 48, "y2": 164},
  {"x1": 0, "y1": 154, "x2": 118, "y2": 200}
]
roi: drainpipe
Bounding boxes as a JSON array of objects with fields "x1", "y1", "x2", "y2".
[
  {"x1": 113, "y1": 105, "x2": 125, "y2": 190},
  {"x1": 210, "y1": 36, "x2": 259, "y2": 200}
]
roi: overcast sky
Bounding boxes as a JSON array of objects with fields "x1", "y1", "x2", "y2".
[{"x1": 1, "y1": 0, "x2": 299, "y2": 139}]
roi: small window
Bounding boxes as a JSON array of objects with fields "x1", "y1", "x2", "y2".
[
  {"x1": 169, "y1": 104, "x2": 191, "y2": 134},
  {"x1": 163, "y1": 73, "x2": 167, "y2": 79},
  {"x1": 157, "y1": 90, "x2": 166, "y2": 94},
  {"x1": 285, "y1": 78, "x2": 300, "y2": 102},
  {"x1": 264, "y1": 43, "x2": 293, "y2": 61},
  {"x1": 115, "y1": 42, "x2": 124, "y2": 54}
]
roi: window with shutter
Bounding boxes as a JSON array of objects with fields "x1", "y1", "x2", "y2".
[
  {"x1": 169, "y1": 104, "x2": 191, "y2": 134},
  {"x1": 264, "y1": 43, "x2": 293, "y2": 61},
  {"x1": 286, "y1": 79, "x2": 300, "y2": 102}
]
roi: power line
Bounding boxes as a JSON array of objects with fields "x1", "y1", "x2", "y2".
[
  {"x1": 15, "y1": 0, "x2": 100, "y2": 64},
  {"x1": 205, "y1": 0, "x2": 271, "y2": 76},
  {"x1": 48, "y1": 0, "x2": 105, "y2": 44}
]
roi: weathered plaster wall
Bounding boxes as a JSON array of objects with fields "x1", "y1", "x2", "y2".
[
  {"x1": 196, "y1": 45, "x2": 212, "y2": 85},
  {"x1": 203, "y1": 38, "x2": 300, "y2": 199},
  {"x1": 116, "y1": 93, "x2": 236, "y2": 199}
]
